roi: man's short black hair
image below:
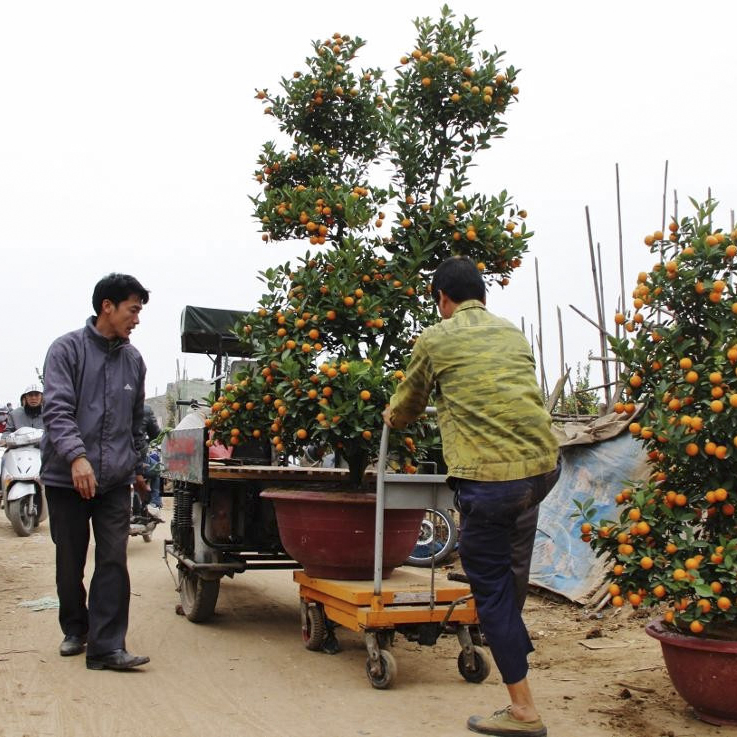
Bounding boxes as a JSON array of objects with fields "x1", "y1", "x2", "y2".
[
  {"x1": 431, "y1": 256, "x2": 486, "y2": 304},
  {"x1": 92, "y1": 273, "x2": 150, "y2": 315}
]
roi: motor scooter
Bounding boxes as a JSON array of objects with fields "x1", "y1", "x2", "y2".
[{"x1": 1, "y1": 426, "x2": 47, "y2": 536}]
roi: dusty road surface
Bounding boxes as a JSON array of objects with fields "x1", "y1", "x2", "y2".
[{"x1": 0, "y1": 500, "x2": 727, "y2": 737}]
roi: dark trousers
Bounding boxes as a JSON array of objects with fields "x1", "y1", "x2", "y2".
[
  {"x1": 455, "y1": 462, "x2": 560, "y2": 684},
  {"x1": 46, "y1": 484, "x2": 131, "y2": 657}
]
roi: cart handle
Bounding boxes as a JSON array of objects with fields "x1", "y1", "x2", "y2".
[{"x1": 373, "y1": 407, "x2": 437, "y2": 595}]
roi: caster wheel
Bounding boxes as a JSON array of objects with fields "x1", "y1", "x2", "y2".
[
  {"x1": 366, "y1": 649, "x2": 397, "y2": 689},
  {"x1": 302, "y1": 605, "x2": 327, "y2": 651},
  {"x1": 458, "y1": 645, "x2": 491, "y2": 683}
]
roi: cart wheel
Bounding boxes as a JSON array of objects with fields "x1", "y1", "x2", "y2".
[
  {"x1": 178, "y1": 568, "x2": 220, "y2": 623},
  {"x1": 302, "y1": 605, "x2": 328, "y2": 651},
  {"x1": 366, "y1": 649, "x2": 397, "y2": 690},
  {"x1": 457, "y1": 645, "x2": 491, "y2": 683}
]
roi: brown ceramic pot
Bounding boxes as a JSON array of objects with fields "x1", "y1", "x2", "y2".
[
  {"x1": 260, "y1": 488, "x2": 424, "y2": 580},
  {"x1": 646, "y1": 616, "x2": 737, "y2": 726}
]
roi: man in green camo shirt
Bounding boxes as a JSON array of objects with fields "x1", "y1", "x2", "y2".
[{"x1": 384, "y1": 255, "x2": 559, "y2": 737}]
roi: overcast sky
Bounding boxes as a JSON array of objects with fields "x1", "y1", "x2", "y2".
[{"x1": 1, "y1": 0, "x2": 736, "y2": 409}]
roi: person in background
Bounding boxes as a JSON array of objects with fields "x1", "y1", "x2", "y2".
[
  {"x1": 141, "y1": 404, "x2": 163, "y2": 520},
  {"x1": 4, "y1": 384, "x2": 45, "y2": 434},
  {"x1": 41, "y1": 272, "x2": 151, "y2": 672},
  {"x1": 383, "y1": 256, "x2": 559, "y2": 737},
  {"x1": 0, "y1": 408, "x2": 8, "y2": 434}
]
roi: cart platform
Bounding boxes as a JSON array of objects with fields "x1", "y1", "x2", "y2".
[{"x1": 295, "y1": 568, "x2": 478, "y2": 631}]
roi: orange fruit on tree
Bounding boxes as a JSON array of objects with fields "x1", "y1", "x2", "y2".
[
  {"x1": 690, "y1": 620, "x2": 704, "y2": 634},
  {"x1": 359, "y1": 390, "x2": 371, "y2": 401}
]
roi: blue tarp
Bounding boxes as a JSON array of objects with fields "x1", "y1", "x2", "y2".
[{"x1": 530, "y1": 432, "x2": 649, "y2": 604}]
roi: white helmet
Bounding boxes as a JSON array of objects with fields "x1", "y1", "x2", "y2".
[{"x1": 20, "y1": 383, "x2": 43, "y2": 404}]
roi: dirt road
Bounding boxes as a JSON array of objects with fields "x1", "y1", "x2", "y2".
[{"x1": 0, "y1": 502, "x2": 724, "y2": 737}]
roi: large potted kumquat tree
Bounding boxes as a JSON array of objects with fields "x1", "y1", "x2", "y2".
[
  {"x1": 576, "y1": 200, "x2": 737, "y2": 726},
  {"x1": 206, "y1": 6, "x2": 531, "y2": 579}
]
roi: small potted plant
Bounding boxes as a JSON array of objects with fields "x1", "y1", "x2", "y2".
[
  {"x1": 576, "y1": 200, "x2": 737, "y2": 725},
  {"x1": 206, "y1": 6, "x2": 531, "y2": 578}
]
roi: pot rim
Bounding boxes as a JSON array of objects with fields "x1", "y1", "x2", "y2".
[
  {"x1": 646, "y1": 615, "x2": 737, "y2": 654},
  {"x1": 260, "y1": 488, "x2": 377, "y2": 504}
]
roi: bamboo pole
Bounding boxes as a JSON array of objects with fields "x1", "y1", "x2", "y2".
[
  {"x1": 616, "y1": 164, "x2": 625, "y2": 320},
  {"x1": 674, "y1": 189, "x2": 678, "y2": 223},
  {"x1": 569, "y1": 304, "x2": 616, "y2": 341},
  {"x1": 661, "y1": 160, "x2": 669, "y2": 233},
  {"x1": 584, "y1": 207, "x2": 611, "y2": 406},
  {"x1": 557, "y1": 306, "x2": 565, "y2": 412},
  {"x1": 535, "y1": 257, "x2": 545, "y2": 394},
  {"x1": 536, "y1": 333, "x2": 549, "y2": 397}
]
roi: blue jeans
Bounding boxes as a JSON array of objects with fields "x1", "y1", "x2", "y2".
[
  {"x1": 147, "y1": 474, "x2": 161, "y2": 507},
  {"x1": 454, "y1": 462, "x2": 560, "y2": 684}
]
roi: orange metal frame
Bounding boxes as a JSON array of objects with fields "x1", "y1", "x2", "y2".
[{"x1": 295, "y1": 569, "x2": 479, "y2": 633}]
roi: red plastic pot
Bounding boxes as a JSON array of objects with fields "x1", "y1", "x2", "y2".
[
  {"x1": 646, "y1": 616, "x2": 737, "y2": 726},
  {"x1": 260, "y1": 488, "x2": 424, "y2": 579}
]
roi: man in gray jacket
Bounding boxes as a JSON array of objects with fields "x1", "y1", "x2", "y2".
[{"x1": 41, "y1": 273, "x2": 151, "y2": 671}]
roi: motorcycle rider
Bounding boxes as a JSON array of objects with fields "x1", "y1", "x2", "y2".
[
  {"x1": 4, "y1": 384, "x2": 45, "y2": 434},
  {"x1": 141, "y1": 404, "x2": 163, "y2": 521}
]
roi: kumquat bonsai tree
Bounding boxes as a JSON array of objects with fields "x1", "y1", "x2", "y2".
[
  {"x1": 576, "y1": 200, "x2": 737, "y2": 637},
  {"x1": 206, "y1": 6, "x2": 531, "y2": 486}
]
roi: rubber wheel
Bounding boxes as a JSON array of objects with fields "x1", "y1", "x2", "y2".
[
  {"x1": 458, "y1": 645, "x2": 492, "y2": 683},
  {"x1": 366, "y1": 649, "x2": 397, "y2": 689},
  {"x1": 302, "y1": 605, "x2": 327, "y2": 651},
  {"x1": 406, "y1": 509, "x2": 458, "y2": 567},
  {"x1": 7, "y1": 497, "x2": 35, "y2": 537},
  {"x1": 178, "y1": 568, "x2": 220, "y2": 623}
]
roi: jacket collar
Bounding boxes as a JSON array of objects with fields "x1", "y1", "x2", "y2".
[
  {"x1": 454, "y1": 299, "x2": 486, "y2": 314},
  {"x1": 84, "y1": 316, "x2": 129, "y2": 351}
]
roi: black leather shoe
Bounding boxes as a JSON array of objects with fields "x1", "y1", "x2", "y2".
[
  {"x1": 59, "y1": 635, "x2": 86, "y2": 657},
  {"x1": 86, "y1": 649, "x2": 150, "y2": 671}
]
